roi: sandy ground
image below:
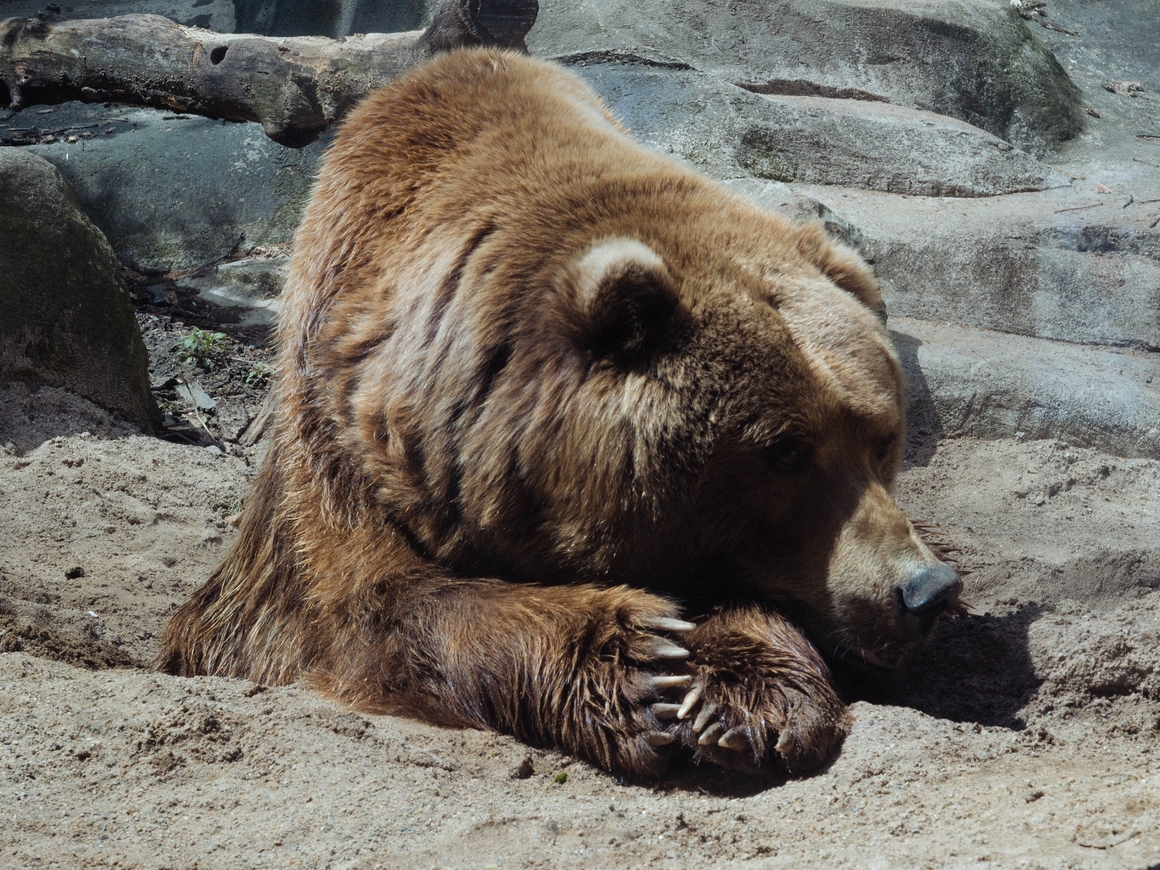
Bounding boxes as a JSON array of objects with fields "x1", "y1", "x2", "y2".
[
  {"x1": 2, "y1": 0, "x2": 1158, "y2": 863},
  {"x1": 2, "y1": 337, "x2": 1160, "y2": 868}
]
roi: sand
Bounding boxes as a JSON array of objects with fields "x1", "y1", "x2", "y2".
[{"x1": 3, "y1": 359, "x2": 1160, "y2": 869}]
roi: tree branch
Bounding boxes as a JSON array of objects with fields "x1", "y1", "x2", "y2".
[{"x1": 0, "y1": 0, "x2": 538, "y2": 147}]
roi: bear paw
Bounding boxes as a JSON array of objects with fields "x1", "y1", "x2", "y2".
[
  {"x1": 544, "y1": 588, "x2": 700, "y2": 778},
  {"x1": 651, "y1": 607, "x2": 849, "y2": 775}
]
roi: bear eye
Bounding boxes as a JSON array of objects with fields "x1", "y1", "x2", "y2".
[{"x1": 766, "y1": 440, "x2": 813, "y2": 474}]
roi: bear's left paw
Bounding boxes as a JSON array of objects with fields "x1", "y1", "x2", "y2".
[{"x1": 652, "y1": 607, "x2": 849, "y2": 775}]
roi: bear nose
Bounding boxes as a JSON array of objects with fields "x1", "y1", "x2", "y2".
[{"x1": 894, "y1": 563, "x2": 961, "y2": 632}]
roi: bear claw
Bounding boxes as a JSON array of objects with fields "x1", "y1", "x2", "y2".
[
  {"x1": 636, "y1": 637, "x2": 691, "y2": 660},
  {"x1": 646, "y1": 730, "x2": 677, "y2": 746},
  {"x1": 718, "y1": 726, "x2": 752, "y2": 753},
  {"x1": 697, "y1": 721, "x2": 726, "y2": 745},
  {"x1": 692, "y1": 701, "x2": 718, "y2": 732},
  {"x1": 642, "y1": 617, "x2": 697, "y2": 633},
  {"x1": 649, "y1": 674, "x2": 693, "y2": 690},
  {"x1": 677, "y1": 685, "x2": 702, "y2": 719},
  {"x1": 651, "y1": 703, "x2": 682, "y2": 719}
]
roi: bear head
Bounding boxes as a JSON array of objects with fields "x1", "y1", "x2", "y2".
[{"x1": 353, "y1": 191, "x2": 959, "y2": 672}]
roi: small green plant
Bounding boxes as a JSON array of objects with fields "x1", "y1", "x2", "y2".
[
  {"x1": 553, "y1": 772, "x2": 568, "y2": 785},
  {"x1": 178, "y1": 327, "x2": 228, "y2": 369},
  {"x1": 245, "y1": 361, "x2": 270, "y2": 388}
]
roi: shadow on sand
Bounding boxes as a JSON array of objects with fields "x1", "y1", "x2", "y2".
[
  {"x1": 891, "y1": 327, "x2": 943, "y2": 468},
  {"x1": 656, "y1": 605, "x2": 1043, "y2": 796},
  {"x1": 839, "y1": 604, "x2": 1045, "y2": 730}
]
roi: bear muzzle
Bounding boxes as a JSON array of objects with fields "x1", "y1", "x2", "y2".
[
  {"x1": 842, "y1": 560, "x2": 961, "y2": 670},
  {"x1": 894, "y1": 561, "x2": 962, "y2": 636}
]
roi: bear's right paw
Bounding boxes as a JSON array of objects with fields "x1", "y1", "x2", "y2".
[
  {"x1": 665, "y1": 673, "x2": 848, "y2": 775},
  {"x1": 651, "y1": 608, "x2": 849, "y2": 776}
]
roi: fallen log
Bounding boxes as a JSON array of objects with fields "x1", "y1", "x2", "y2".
[{"x1": 0, "y1": 0, "x2": 538, "y2": 147}]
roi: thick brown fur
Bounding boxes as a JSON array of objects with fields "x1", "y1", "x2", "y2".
[{"x1": 158, "y1": 49, "x2": 958, "y2": 778}]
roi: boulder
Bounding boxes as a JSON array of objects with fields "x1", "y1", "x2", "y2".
[
  {"x1": 232, "y1": 0, "x2": 434, "y2": 37},
  {"x1": 894, "y1": 316, "x2": 1160, "y2": 460},
  {"x1": 0, "y1": 149, "x2": 159, "y2": 431},
  {"x1": 13, "y1": 101, "x2": 325, "y2": 271},
  {"x1": 791, "y1": 184, "x2": 1160, "y2": 351},
  {"x1": 531, "y1": 0, "x2": 1085, "y2": 156},
  {"x1": 180, "y1": 250, "x2": 289, "y2": 326},
  {"x1": 577, "y1": 61, "x2": 1063, "y2": 197}
]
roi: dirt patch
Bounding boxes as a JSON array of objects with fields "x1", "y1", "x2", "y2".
[
  {"x1": 2, "y1": 323, "x2": 1160, "y2": 867},
  {"x1": 0, "y1": 613, "x2": 140, "y2": 669},
  {"x1": 120, "y1": 256, "x2": 278, "y2": 453}
]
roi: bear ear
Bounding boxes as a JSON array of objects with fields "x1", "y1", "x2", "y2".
[
  {"x1": 796, "y1": 223, "x2": 886, "y2": 323},
  {"x1": 557, "y1": 238, "x2": 678, "y2": 361}
]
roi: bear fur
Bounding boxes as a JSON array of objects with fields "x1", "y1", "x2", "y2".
[{"x1": 158, "y1": 48, "x2": 960, "y2": 778}]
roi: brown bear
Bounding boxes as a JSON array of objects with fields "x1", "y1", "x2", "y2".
[{"x1": 158, "y1": 48, "x2": 961, "y2": 778}]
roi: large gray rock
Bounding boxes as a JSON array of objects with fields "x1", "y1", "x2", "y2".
[
  {"x1": 1032, "y1": 0, "x2": 1159, "y2": 174},
  {"x1": 791, "y1": 184, "x2": 1160, "y2": 351},
  {"x1": 232, "y1": 0, "x2": 434, "y2": 37},
  {"x1": 723, "y1": 178, "x2": 872, "y2": 250},
  {"x1": 894, "y1": 316, "x2": 1160, "y2": 459},
  {"x1": 0, "y1": 150, "x2": 159, "y2": 431},
  {"x1": 731, "y1": 173, "x2": 1160, "y2": 460},
  {"x1": 578, "y1": 61, "x2": 1063, "y2": 197},
  {"x1": 531, "y1": 0, "x2": 1085, "y2": 156},
  {"x1": 737, "y1": 95, "x2": 1063, "y2": 197},
  {"x1": 13, "y1": 101, "x2": 325, "y2": 271}
]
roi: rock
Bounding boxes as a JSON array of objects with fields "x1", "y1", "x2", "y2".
[
  {"x1": 1102, "y1": 80, "x2": 1145, "y2": 97},
  {"x1": 180, "y1": 251, "x2": 289, "y2": 326},
  {"x1": 0, "y1": 150, "x2": 159, "y2": 432},
  {"x1": 16, "y1": 101, "x2": 325, "y2": 271},
  {"x1": 577, "y1": 61, "x2": 1063, "y2": 197},
  {"x1": 175, "y1": 381, "x2": 217, "y2": 413},
  {"x1": 792, "y1": 185, "x2": 1160, "y2": 351},
  {"x1": 530, "y1": 0, "x2": 1085, "y2": 156},
  {"x1": 233, "y1": 0, "x2": 434, "y2": 37},
  {"x1": 1032, "y1": 0, "x2": 1159, "y2": 176},
  {"x1": 735, "y1": 95, "x2": 1063, "y2": 197},
  {"x1": 510, "y1": 756, "x2": 535, "y2": 779},
  {"x1": 724, "y1": 179, "x2": 870, "y2": 254},
  {"x1": 895, "y1": 316, "x2": 1160, "y2": 459}
]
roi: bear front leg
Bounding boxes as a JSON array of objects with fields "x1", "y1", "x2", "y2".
[
  {"x1": 657, "y1": 607, "x2": 850, "y2": 775},
  {"x1": 313, "y1": 580, "x2": 696, "y2": 778}
]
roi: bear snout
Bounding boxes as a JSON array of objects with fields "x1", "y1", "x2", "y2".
[{"x1": 893, "y1": 562, "x2": 961, "y2": 636}]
